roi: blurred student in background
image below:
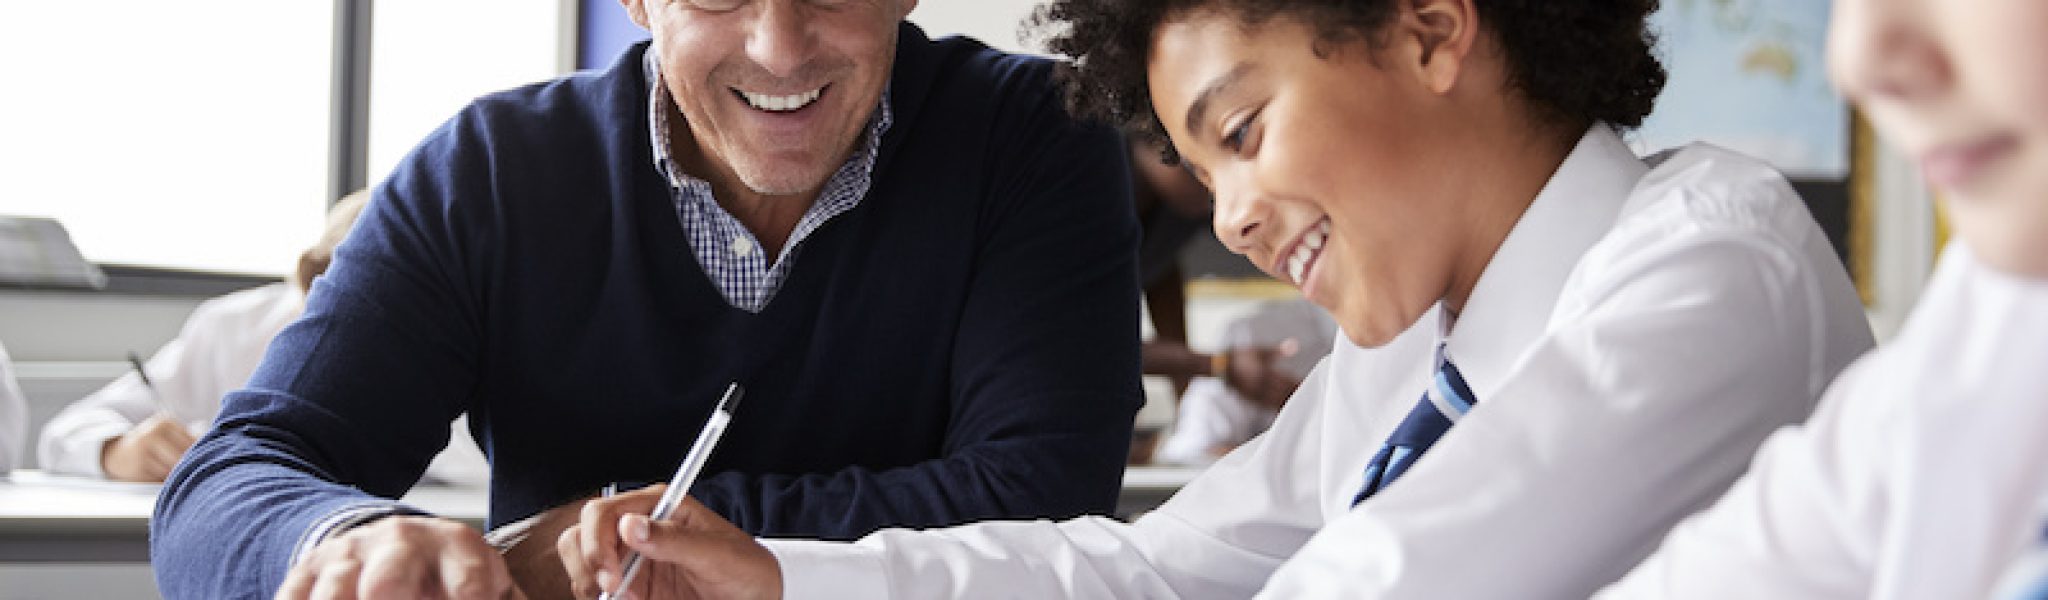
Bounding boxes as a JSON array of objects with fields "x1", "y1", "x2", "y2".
[
  {"x1": 1602, "y1": 0, "x2": 2048, "y2": 596},
  {"x1": 1155, "y1": 297, "x2": 1332, "y2": 465},
  {"x1": 1131, "y1": 139, "x2": 1214, "y2": 397},
  {"x1": 35, "y1": 192, "x2": 487, "y2": 484},
  {"x1": 0, "y1": 341, "x2": 25, "y2": 473}
]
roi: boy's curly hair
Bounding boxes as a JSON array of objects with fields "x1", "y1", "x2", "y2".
[{"x1": 1030, "y1": 0, "x2": 1665, "y2": 157}]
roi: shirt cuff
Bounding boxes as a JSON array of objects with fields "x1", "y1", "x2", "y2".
[
  {"x1": 53, "y1": 421, "x2": 132, "y2": 478},
  {"x1": 760, "y1": 538, "x2": 892, "y2": 600},
  {"x1": 289, "y1": 502, "x2": 429, "y2": 568}
]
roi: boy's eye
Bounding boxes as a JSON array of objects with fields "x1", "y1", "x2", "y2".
[{"x1": 1221, "y1": 109, "x2": 1261, "y2": 153}]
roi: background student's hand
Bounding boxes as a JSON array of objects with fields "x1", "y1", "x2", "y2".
[
  {"x1": 1221, "y1": 339, "x2": 1303, "y2": 411},
  {"x1": 100, "y1": 414, "x2": 196, "y2": 482},
  {"x1": 559, "y1": 484, "x2": 781, "y2": 600},
  {"x1": 277, "y1": 515, "x2": 526, "y2": 600}
]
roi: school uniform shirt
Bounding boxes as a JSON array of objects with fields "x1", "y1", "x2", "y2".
[
  {"x1": 1601, "y1": 245, "x2": 2048, "y2": 600},
  {"x1": 0, "y1": 341, "x2": 26, "y2": 473},
  {"x1": 38, "y1": 283, "x2": 300, "y2": 477},
  {"x1": 36, "y1": 283, "x2": 490, "y2": 484},
  {"x1": 1989, "y1": 493, "x2": 2048, "y2": 599},
  {"x1": 762, "y1": 125, "x2": 1877, "y2": 599}
]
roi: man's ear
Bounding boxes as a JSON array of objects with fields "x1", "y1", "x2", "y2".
[
  {"x1": 1395, "y1": 0, "x2": 1479, "y2": 95},
  {"x1": 619, "y1": 0, "x2": 651, "y2": 30}
]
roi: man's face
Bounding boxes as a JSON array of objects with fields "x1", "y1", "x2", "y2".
[{"x1": 626, "y1": 0, "x2": 913, "y2": 197}]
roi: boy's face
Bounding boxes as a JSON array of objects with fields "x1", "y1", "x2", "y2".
[
  {"x1": 1146, "y1": 11, "x2": 1474, "y2": 348},
  {"x1": 1831, "y1": 0, "x2": 2048, "y2": 277}
]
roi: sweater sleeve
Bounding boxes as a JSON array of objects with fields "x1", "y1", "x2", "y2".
[
  {"x1": 150, "y1": 110, "x2": 490, "y2": 598},
  {"x1": 687, "y1": 58, "x2": 1145, "y2": 539}
]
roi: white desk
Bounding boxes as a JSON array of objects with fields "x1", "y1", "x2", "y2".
[
  {"x1": 1, "y1": 466, "x2": 1200, "y2": 564},
  {"x1": 1116, "y1": 465, "x2": 1204, "y2": 519},
  {"x1": 0, "y1": 471, "x2": 489, "y2": 564}
]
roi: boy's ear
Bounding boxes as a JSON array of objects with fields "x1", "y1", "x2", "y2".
[{"x1": 1395, "y1": 0, "x2": 1480, "y2": 95}]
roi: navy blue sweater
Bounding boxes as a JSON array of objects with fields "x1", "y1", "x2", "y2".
[{"x1": 152, "y1": 25, "x2": 1140, "y2": 597}]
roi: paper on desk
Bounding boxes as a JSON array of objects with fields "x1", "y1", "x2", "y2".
[{"x1": 6, "y1": 470, "x2": 161, "y2": 496}]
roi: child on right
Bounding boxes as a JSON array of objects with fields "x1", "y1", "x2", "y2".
[{"x1": 1601, "y1": 0, "x2": 2048, "y2": 597}]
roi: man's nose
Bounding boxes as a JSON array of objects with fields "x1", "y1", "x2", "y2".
[{"x1": 746, "y1": 1, "x2": 817, "y2": 79}]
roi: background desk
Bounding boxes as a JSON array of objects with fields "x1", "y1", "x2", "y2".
[
  {"x1": 0, "y1": 466, "x2": 1201, "y2": 597},
  {"x1": 0, "y1": 471, "x2": 490, "y2": 564}
]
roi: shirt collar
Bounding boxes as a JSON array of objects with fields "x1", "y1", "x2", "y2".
[
  {"x1": 640, "y1": 48, "x2": 893, "y2": 191},
  {"x1": 1441, "y1": 124, "x2": 1647, "y2": 401}
]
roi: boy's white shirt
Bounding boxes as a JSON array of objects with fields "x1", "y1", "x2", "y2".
[
  {"x1": 765, "y1": 125, "x2": 1877, "y2": 599},
  {"x1": 1602, "y1": 245, "x2": 2048, "y2": 599}
]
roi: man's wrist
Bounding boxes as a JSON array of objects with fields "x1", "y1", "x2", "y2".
[{"x1": 290, "y1": 503, "x2": 427, "y2": 567}]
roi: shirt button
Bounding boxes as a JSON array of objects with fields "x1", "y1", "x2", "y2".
[{"x1": 730, "y1": 237, "x2": 755, "y2": 257}]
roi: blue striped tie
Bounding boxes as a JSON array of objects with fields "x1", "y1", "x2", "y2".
[
  {"x1": 1990, "y1": 520, "x2": 2048, "y2": 599},
  {"x1": 1352, "y1": 344, "x2": 1477, "y2": 507}
]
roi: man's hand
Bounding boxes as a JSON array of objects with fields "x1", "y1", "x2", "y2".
[
  {"x1": 558, "y1": 484, "x2": 781, "y2": 600},
  {"x1": 277, "y1": 515, "x2": 525, "y2": 600},
  {"x1": 493, "y1": 497, "x2": 595, "y2": 599},
  {"x1": 101, "y1": 415, "x2": 196, "y2": 482}
]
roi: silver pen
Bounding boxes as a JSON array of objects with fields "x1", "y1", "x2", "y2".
[
  {"x1": 126, "y1": 351, "x2": 171, "y2": 418},
  {"x1": 600, "y1": 382, "x2": 744, "y2": 600}
]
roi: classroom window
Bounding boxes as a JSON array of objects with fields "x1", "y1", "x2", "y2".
[
  {"x1": 366, "y1": 0, "x2": 570, "y2": 186},
  {"x1": 0, "y1": 1, "x2": 571, "y2": 278},
  {"x1": 0, "y1": 2, "x2": 335, "y2": 276}
]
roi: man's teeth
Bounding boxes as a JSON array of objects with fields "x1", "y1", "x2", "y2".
[
  {"x1": 738, "y1": 88, "x2": 823, "y2": 112},
  {"x1": 1287, "y1": 219, "x2": 1332, "y2": 285}
]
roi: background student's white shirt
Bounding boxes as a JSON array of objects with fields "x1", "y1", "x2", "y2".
[
  {"x1": 36, "y1": 283, "x2": 490, "y2": 485},
  {"x1": 0, "y1": 341, "x2": 27, "y2": 473},
  {"x1": 762, "y1": 127, "x2": 1876, "y2": 599},
  {"x1": 1601, "y1": 245, "x2": 2048, "y2": 600},
  {"x1": 1157, "y1": 299, "x2": 1335, "y2": 466}
]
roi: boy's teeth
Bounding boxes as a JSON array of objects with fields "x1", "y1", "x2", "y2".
[
  {"x1": 1287, "y1": 218, "x2": 1331, "y2": 285},
  {"x1": 739, "y1": 88, "x2": 823, "y2": 112}
]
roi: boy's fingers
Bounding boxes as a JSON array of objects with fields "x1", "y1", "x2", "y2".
[
  {"x1": 556, "y1": 524, "x2": 600, "y2": 599},
  {"x1": 616, "y1": 501, "x2": 725, "y2": 563}
]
